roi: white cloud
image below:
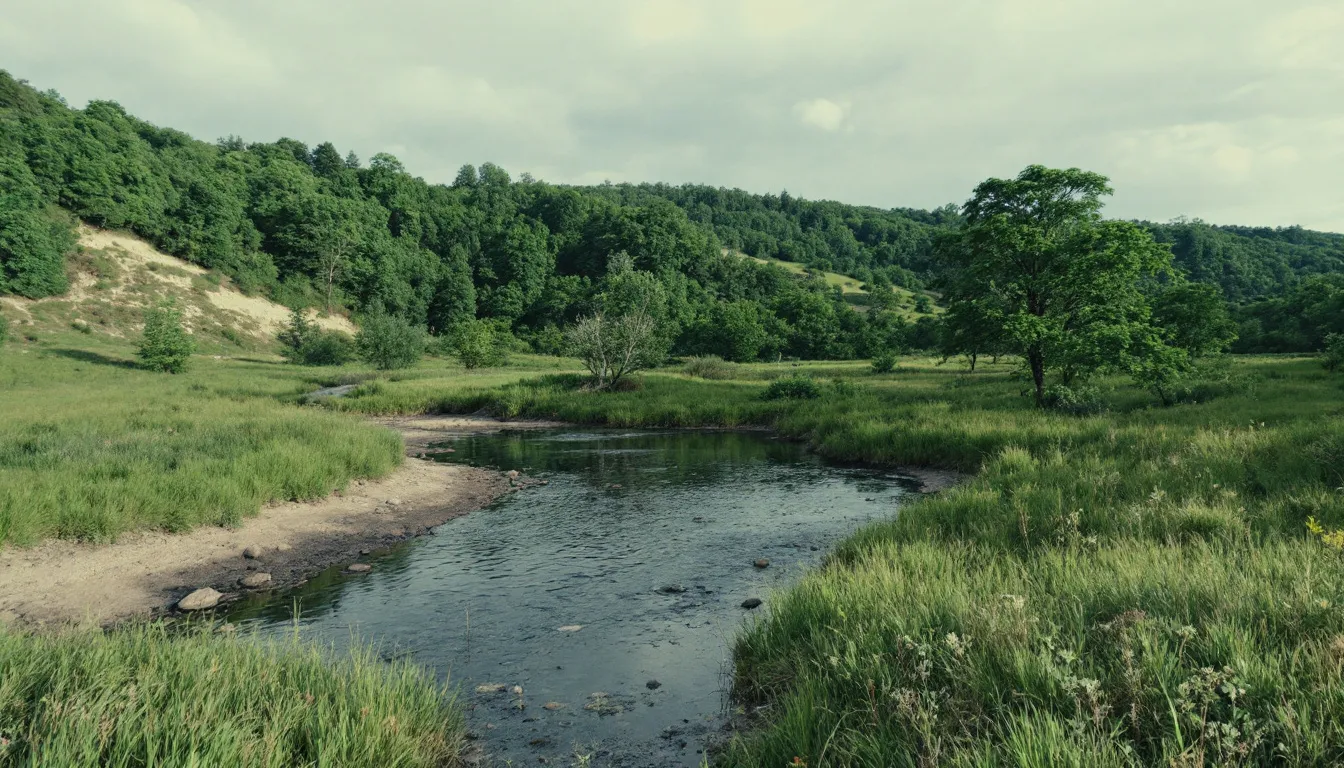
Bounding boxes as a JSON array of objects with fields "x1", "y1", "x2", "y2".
[{"x1": 794, "y1": 98, "x2": 848, "y2": 132}]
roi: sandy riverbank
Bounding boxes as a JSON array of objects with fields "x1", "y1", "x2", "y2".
[{"x1": 0, "y1": 417, "x2": 553, "y2": 627}]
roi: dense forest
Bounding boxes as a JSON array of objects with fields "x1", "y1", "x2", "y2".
[{"x1": 1, "y1": 69, "x2": 1341, "y2": 360}]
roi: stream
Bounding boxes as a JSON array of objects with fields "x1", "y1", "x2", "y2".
[{"x1": 226, "y1": 429, "x2": 919, "y2": 766}]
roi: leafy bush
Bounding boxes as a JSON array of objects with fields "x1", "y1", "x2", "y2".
[
  {"x1": 136, "y1": 300, "x2": 194, "y2": 373},
  {"x1": 1324, "y1": 333, "x2": 1344, "y2": 373},
  {"x1": 829, "y1": 377, "x2": 861, "y2": 397},
  {"x1": 762, "y1": 374, "x2": 822, "y2": 400},
  {"x1": 448, "y1": 319, "x2": 509, "y2": 369},
  {"x1": 302, "y1": 331, "x2": 356, "y2": 366},
  {"x1": 357, "y1": 312, "x2": 425, "y2": 370},
  {"x1": 1041, "y1": 384, "x2": 1105, "y2": 415},
  {"x1": 871, "y1": 352, "x2": 898, "y2": 373},
  {"x1": 567, "y1": 310, "x2": 663, "y2": 390},
  {"x1": 684, "y1": 355, "x2": 736, "y2": 380},
  {"x1": 278, "y1": 308, "x2": 355, "y2": 366}
]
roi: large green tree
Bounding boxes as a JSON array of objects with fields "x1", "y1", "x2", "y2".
[{"x1": 947, "y1": 165, "x2": 1175, "y2": 405}]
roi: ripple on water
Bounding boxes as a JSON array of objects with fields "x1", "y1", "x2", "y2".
[{"x1": 227, "y1": 430, "x2": 919, "y2": 767}]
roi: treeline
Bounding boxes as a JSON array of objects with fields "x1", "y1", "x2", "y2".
[
  {"x1": 579, "y1": 182, "x2": 957, "y2": 290},
  {"x1": 0, "y1": 71, "x2": 929, "y2": 361},
  {"x1": 2, "y1": 69, "x2": 1341, "y2": 360}
]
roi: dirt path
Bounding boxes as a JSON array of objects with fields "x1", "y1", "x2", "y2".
[{"x1": 0, "y1": 417, "x2": 554, "y2": 627}]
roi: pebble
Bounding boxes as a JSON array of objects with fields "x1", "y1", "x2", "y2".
[
  {"x1": 543, "y1": 701, "x2": 565, "y2": 711},
  {"x1": 177, "y1": 587, "x2": 222, "y2": 611},
  {"x1": 511, "y1": 685, "x2": 524, "y2": 695},
  {"x1": 347, "y1": 563, "x2": 372, "y2": 573},
  {"x1": 754, "y1": 559, "x2": 770, "y2": 569},
  {"x1": 741, "y1": 598, "x2": 763, "y2": 609},
  {"x1": 557, "y1": 625, "x2": 583, "y2": 632},
  {"x1": 242, "y1": 545, "x2": 262, "y2": 560},
  {"x1": 646, "y1": 679, "x2": 662, "y2": 690},
  {"x1": 239, "y1": 572, "x2": 272, "y2": 588},
  {"x1": 507, "y1": 470, "x2": 520, "y2": 480}
]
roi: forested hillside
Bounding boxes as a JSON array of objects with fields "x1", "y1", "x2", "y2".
[{"x1": 1, "y1": 69, "x2": 1340, "y2": 359}]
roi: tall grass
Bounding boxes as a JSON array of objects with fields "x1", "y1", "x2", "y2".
[
  {"x1": 0, "y1": 624, "x2": 462, "y2": 766},
  {"x1": 0, "y1": 336, "x2": 403, "y2": 546},
  {"x1": 332, "y1": 353, "x2": 1344, "y2": 765}
]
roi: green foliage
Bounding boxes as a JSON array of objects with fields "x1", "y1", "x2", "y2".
[
  {"x1": 0, "y1": 624, "x2": 462, "y2": 766},
  {"x1": 0, "y1": 205, "x2": 75, "y2": 298},
  {"x1": 1152, "y1": 281, "x2": 1238, "y2": 358},
  {"x1": 567, "y1": 310, "x2": 662, "y2": 389},
  {"x1": 1041, "y1": 383, "x2": 1105, "y2": 415},
  {"x1": 942, "y1": 165, "x2": 1179, "y2": 405},
  {"x1": 871, "y1": 351, "x2": 897, "y2": 373},
  {"x1": 136, "y1": 299, "x2": 194, "y2": 373},
  {"x1": 448, "y1": 318, "x2": 510, "y2": 369},
  {"x1": 683, "y1": 355, "x2": 736, "y2": 380},
  {"x1": 1324, "y1": 333, "x2": 1344, "y2": 372},
  {"x1": 761, "y1": 374, "x2": 822, "y2": 400},
  {"x1": 357, "y1": 311, "x2": 425, "y2": 370},
  {"x1": 277, "y1": 307, "x2": 354, "y2": 366},
  {"x1": 0, "y1": 310, "x2": 7, "y2": 345}
]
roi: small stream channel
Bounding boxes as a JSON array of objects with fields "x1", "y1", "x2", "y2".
[{"x1": 226, "y1": 429, "x2": 920, "y2": 766}]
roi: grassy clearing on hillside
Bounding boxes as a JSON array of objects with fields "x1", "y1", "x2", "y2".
[
  {"x1": 731, "y1": 250, "x2": 939, "y2": 319},
  {"x1": 332, "y1": 353, "x2": 1344, "y2": 765},
  {"x1": 0, "y1": 624, "x2": 462, "y2": 766}
]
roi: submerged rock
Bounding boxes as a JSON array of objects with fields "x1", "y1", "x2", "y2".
[
  {"x1": 557, "y1": 625, "x2": 583, "y2": 632},
  {"x1": 657, "y1": 584, "x2": 687, "y2": 594},
  {"x1": 475, "y1": 683, "x2": 508, "y2": 694},
  {"x1": 346, "y1": 563, "x2": 373, "y2": 573},
  {"x1": 646, "y1": 679, "x2": 662, "y2": 690},
  {"x1": 177, "y1": 588, "x2": 222, "y2": 611},
  {"x1": 741, "y1": 598, "x2": 763, "y2": 609},
  {"x1": 239, "y1": 572, "x2": 272, "y2": 588},
  {"x1": 543, "y1": 701, "x2": 566, "y2": 710},
  {"x1": 753, "y1": 559, "x2": 770, "y2": 569}
]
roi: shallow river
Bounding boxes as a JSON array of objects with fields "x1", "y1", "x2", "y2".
[{"x1": 227, "y1": 429, "x2": 918, "y2": 766}]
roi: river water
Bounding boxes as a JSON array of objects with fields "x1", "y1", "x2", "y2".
[{"x1": 226, "y1": 429, "x2": 918, "y2": 766}]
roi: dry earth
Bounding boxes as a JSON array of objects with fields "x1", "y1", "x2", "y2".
[{"x1": 0, "y1": 417, "x2": 550, "y2": 627}]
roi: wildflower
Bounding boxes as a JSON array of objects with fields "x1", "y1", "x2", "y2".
[
  {"x1": 1176, "y1": 625, "x2": 1198, "y2": 641},
  {"x1": 791, "y1": 757, "x2": 808, "y2": 767}
]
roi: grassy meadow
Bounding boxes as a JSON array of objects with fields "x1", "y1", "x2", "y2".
[
  {"x1": 0, "y1": 331, "x2": 404, "y2": 547},
  {"x1": 330, "y1": 352, "x2": 1344, "y2": 766},
  {"x1": 5, "y1": 323, "x2": 1344, "y2": 765}
]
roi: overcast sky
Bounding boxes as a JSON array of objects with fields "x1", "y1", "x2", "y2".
[{"x1": 3, "y1": 0, "x2": 1341, "y2": 231}]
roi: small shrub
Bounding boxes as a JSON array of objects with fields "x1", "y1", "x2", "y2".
[
  {"x1": 136, "y1": 300, "x2": 195, "y2": 374},
  {"x1": 0, "y1": 311, "x2": 8, "y2": 345},
  {"x1": 871, "y1": 352, "x2": 898, "y2": 373},
  {"x1": 71, "y1": 319, "x2": 91, "y2": 334},
  {"x1": 684, "y1": 355, "x2": 735, "y2": 380},
  {"x1": 829, "y1": 377, "x2": 861, "y2": 397},
  {"x1": 357, "y1": 312, "x2": 425, "y2": 371},
  {"x1": 448, "y1": 319, "x2": 509, "y2": 369},
  {"x1": 301, "y1": 331, "x2": 356, "y2": 366},
  {"x1": 762, "y1": 374, "x2": 822, "y2": 400},
  {"x1": 1324, "y1": 333, "x2": 1344, "y2": 373},
  {"x1": 1042, "y1": 384, "x2": 1105, "y2": 416}
]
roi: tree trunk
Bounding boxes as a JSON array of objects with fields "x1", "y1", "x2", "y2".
[
  {"x1": 1029, "y1": 348, "x2": 1046, "y2": 407},
  {"x1": 969, "y1": 352, "x2": 978, "y2": 373}
]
